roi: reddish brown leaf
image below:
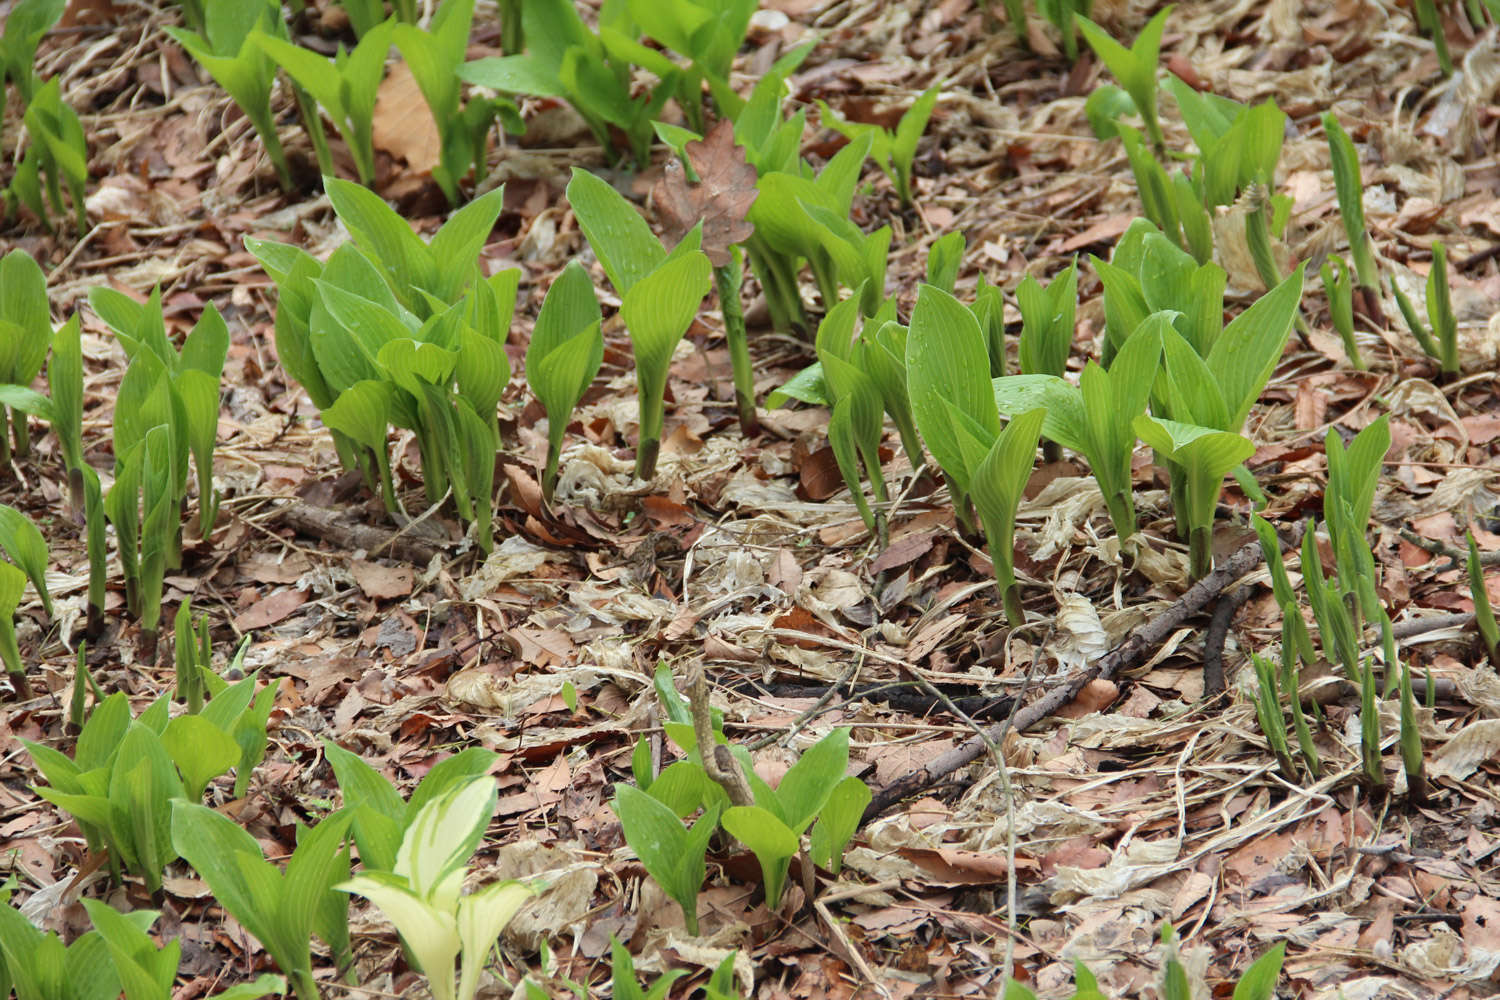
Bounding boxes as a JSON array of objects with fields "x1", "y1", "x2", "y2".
[{"x1": 651, "y1": 119, "x2": 758, "y2": 267}]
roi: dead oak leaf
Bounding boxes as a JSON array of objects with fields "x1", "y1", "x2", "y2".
[{"x1": 651, "y1": 118, "x2": 757, "y2": 267}]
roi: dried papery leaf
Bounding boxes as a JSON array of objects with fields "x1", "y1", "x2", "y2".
[
  {"x1": 1429, "y1": 718, "x2": 1500, "y2": 781},
  {"x1": 652, "y1": 119, "x2": 758, "y2": 267}
]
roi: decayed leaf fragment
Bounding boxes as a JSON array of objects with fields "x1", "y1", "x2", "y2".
[{"x1": 651, "y1": 118, "x2": 758, "y2": 266}]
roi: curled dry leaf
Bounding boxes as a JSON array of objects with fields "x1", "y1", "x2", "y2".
[{"x1": 651, "y1": 119, "x2": 758, "y2": 267}]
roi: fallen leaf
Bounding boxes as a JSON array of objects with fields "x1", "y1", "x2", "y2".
[
  {"x1": 232, "y1": 588, "x2": 308, "y2": 630},
  {"x1": 373, "y1": 61, "x2": 441, "y2": 175},
  {"x1": 651, "y1": 119, "x2": 757, "y2": 266}
]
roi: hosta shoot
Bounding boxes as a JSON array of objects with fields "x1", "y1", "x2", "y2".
[
  {"x1": 1037, "y1": 0, "x2": 1095, "y2": 61},
  {"x1": 816, "y1": 294, "x2": 891, "y2": 545},
  {"x1": 1320, "y1": 255, "x2": 1364, "y2": 370},
  {"x1": 1078, "y1": 7, "x2": 1173, "y2": 153},
  {"x1": 567, "y1": 167, "x2": 711, "y2": 480},
  {"x1": 0, "y1": 250, "x2": 53, "y2": 462},
  {"x1": 339, "y1": 776, "x2": 538, "y2": 1000},
  {"x1": 628, "y1": 0, "x2": 757, "y2": 128},
  {"x1": 907, "y1": 284, "x2": 1001, "y2": 538},
  {"x1": 166, "y1": 1, "x2": 302, "y2": 190},
  {"x1": 525, "y1": 261, "x2": 604, "y2": 502},
  {"x1": 1322, "y1": 113, "x2": 1382, "y2": 308},
  {"x1": 992, "y1": 312, "x2": 1167, "y2": 542},
  {"x1": 394, "y1": 0, "x2": 520, "y2": 204},
  {"x1": 458, "y1": 0, "x2": 677, "y2": 169},
  {"x1": 81, "y1": 899, "x2": 286, "y2": 1000},
  {"x1": 173, "y1": 803, "x2": 355, "y2": 1000},
  {"x1": 0, "y1": 0, "x2": 64, "y2": 106},
  {"x1": 252, "y1": 19, "x2": 395, "y2": 187},
  {"x1": 7, "y1": 76, "x2": 88, "y2": 233},
  {"x1": 817, "y1": 84, "x2": 941, "y2": 206},
  {"x1": 720, "y1": 728, "x2": 865, "y2": 910},
  {"x1": 1469, "y1": 531, "x2": 1499, "y2": 663},
  {"x1": 1134, "y1": 415, "x2": 1254, "y2": 579}
]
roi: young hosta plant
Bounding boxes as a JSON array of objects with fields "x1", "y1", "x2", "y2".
[
  {"x1": 628, "y1": 0, "x2": 757, "y2": 128},
  {"x1": 339, "y1": 776, "x2": 538, "y2": 1000},
  {"x1": 816, "y1": 294, "x2": 891, "y2": 545},
  {"x1": 82, "y1": 899, "x2": 285, "y2": 1000},
  {"x1": 0, "y1": 0, "x2": 64, "y2": 107},
  {"x1": 25, "y1": 675, "x2": 270, "y2": 892},
  {"x1": 249, "y1": 179, "x2": 516, "y2": 548},
  {"x1": 166, "y1": 1, "x2": 304, "y2": 189},
  {"x1": 720, "y1": 727, "x2": 865, "y2": 910},
  {"x1": 0, "y1": 504, "x2": 51, "y2": 620},
  {"x1": 0, "y1": 244, "x2": 55, "y2": 462},
  {"x1": 7, "y1": 76, "x2": 89, "y2": 234},
  {"x1": 394, "y1": 0, "x2": 519, "y2": 204},
  {"x1": 992, "y1": 312, "x2": 1167, "y2": 542},
  {"x1": 747, "y1": 133, "x2": 876, "y2": 324},
  {"x1": 614, "y1": 782, "x2": 721, "y2": 935},
  {"x1": 1322, "y1": 112, "x2": 1383, "y2": 321},
  {"x1": 567, "y1": 167, "x2": 712, "y2": 480},
  {"x1": 324, "y1": 740, "x2": 498, "y2": 874},
  {"x1": 1392, "y1": 241, "x2": 1460, "y2": 377},
  {"x1": 458, "y1": 0, "x2": 677, "y2": 169},
  {"x1": 1078, "y1": 6, "x2": 1172, "y2": 153},
  {"x1": 252, "y1": 18, "x2": 394, "y2": 187},
  {"x1": 90, "y1": 287, "x2": 227, "y2": 650},
  {"x1": 1320, "y1": 255, "x2": 1364, "y2": 370},
  {"x1": 907, "y1": 284, "x2": 1002, "y2": 539},
  {"x1": 817, "y1": 84, "x2": 940, "y2": 206},
  {"x1": 525, "y1": 261, "x2": 604, "y2": 502},
  {"x1": 172, "y1": 804, "x2": 355, "y2": 1000},
  {"x1": 1134, "y1": 416, "x2": 1253, "y2": 578}
]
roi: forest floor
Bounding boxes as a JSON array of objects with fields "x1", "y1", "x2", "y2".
[{"x1": 5, "y1": 1, "x2": 1500, "y2": 998}]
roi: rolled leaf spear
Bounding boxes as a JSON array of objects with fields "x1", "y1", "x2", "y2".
[{"x1": 652, "y1": 119, "x2": 761, "y2": 437}]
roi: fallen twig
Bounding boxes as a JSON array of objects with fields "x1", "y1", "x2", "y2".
[
  {"x1": 1202, "y1": 585, "x2": 1252, "y2": 698},
  {"x1": 862, "y1": 534, "x2": 1273, "y2": 821}
]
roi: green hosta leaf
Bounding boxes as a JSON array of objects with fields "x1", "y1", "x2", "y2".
[
  {"x1": 620, "y1": 251, "x2": 713, "y2": 383},
  {"x1": 1233, "y1": 941, "x2": 1285, "y2": 1000},
  {"x1": 161, "y1": 714, "x2": 240, "y2": 802},
  {"x1": 1016, "y1": 257, "x2": 1077, "y2": 378},
  {"x1": 109, "y1": 722, "x2": 184, "y2": 893},
  {"x1": 326, "y1": 177, "x2": 438, "y2": 303},
  {"x1": 992, "y1": 374, "x2": 1087, "y2": 453},
  {"x1": 1077, "y1": 6, "x2": 1171, "y2": 148},
  {"x1": 428, "y1": 184, "x2": 507, "y2": 305},
  {"x1": 907, "y1": 284, "x2": 1001, "y2": 491},
  {"x1": 613, "y1": 784, "x2": 718, "y2": 933},
  {"x1": 0, "y1": 504, "x2": 50, "y2": 616},
  {"x1": 1206, "y1": 264, "x2": 1303, "y2": 429},
  {"x1": 775, "y1": 728, "x2": 851, "y2": 833},
  {"x1": 1159, "y1": 325, "x2": 1230, "y2": 430},
  {"x1": 527, "y1": 260, "x2": 603, "y2": 425},
  {"x1": 646, "y1": 760, "x2": 710, "y2": 818},
  {"x1": 971, "y1": 408, "x2": 1045, "y2": 612},
  {"x1": 926, "y1": 231, "x2": 965, "y2": 294},
  {"x1": 323, "y1": 381, "x2": 395, "y2": 457},
  {"x1": 567, "y1": 168, "x2": 666, "y2": 294},
  {"x1": 808, "y1": 775, "x2": 870, "y2": 875},
  {"x1": 767, "y1": 362, "x2": 828, "y2": 408},
  {"x1": 721, "y1": 804, "x2": 799, "y2": 908}
]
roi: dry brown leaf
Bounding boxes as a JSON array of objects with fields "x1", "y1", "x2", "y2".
[
  {"x1": 373, "y1": 61, "x2": 441, "y2": 175},
  {"x1": 651, "y1": 119, "x2": 757, "y2": 267}
]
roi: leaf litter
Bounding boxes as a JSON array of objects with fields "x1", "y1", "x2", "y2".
[{"x1": 1, "y1": 1, "x2": 1500, "y2": 999}]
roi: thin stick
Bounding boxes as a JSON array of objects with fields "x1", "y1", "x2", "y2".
[{"x1": 862, "y1": 534, "x2": 1272, "y2": 821}]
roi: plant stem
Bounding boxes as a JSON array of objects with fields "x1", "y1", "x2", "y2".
[
  {"x1": 715, "y1": 256, "x2": 759, "y2": 438},
  {"x1": 1001, "y1": 582, "x2": 1025, "y2": 628},
  {"x1": 292, "y1": 84, "x2": 335, "y2": 184},
  {"x1": 499, "y1": 0, "x2": 524, "y2": 53},
  {"x1": 1189, "y1": 524, "x2": 1213, "y2": 581},
  {"x1": 636, "y1": 371, "x2": 666, "y2": 480}
]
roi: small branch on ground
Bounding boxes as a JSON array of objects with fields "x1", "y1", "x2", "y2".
[
  {"x1": 692, "y1": 665, "x2": 754, "y2": 808},
  {"x1": 1203, "y1": 585, "x2": 1252, "y2": 698},
  {"x1": 862, "y1": 532, "x2": 1278, "y2": 822}
]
